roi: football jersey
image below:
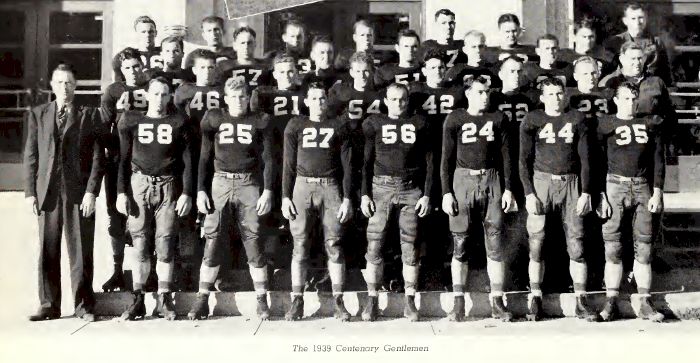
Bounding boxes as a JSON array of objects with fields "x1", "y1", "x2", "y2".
[
  {"x1": 117, "y1": 111, "x2": 193, "y2": 194},
  {"x1": 558, "y1": 46, "x2": 616, "y2": 79},
  {"x1": 519, "y1": 109, "x2": 591, "y2": 194},
  {"x1": 198, "y1": 109, "x2": 273, "y2": 191},
  {"x1": 264, "y1": 47, "x2": 313, "y2": 75},
  {"x1": 174, "y1": 83, "x2": 225, "y2": 131},
  {"x1": 374, "y1": 63, "x2": 424, "y2": 89},
  {"x1": 597, "y1": 114, "x2": 664, "y2": 188},
  {"x1": 282, "y1": 116, "x2": 352, "y2": 199},
  {"x1": 334, "y1": 47, "x2": 393, "y2": 72},
  {"x1": 441, "y1": 109, "x2": 512, "y2": 192},
  {"x1": 112, "y1": 46, "x2": 163, "y2": 81},
  {"x1": 443, "y1": 61, "x2": 500, "y2": 88},
  {"x1": 144, "y1": 67, "x2": 189, "y2": 91},
  {"x1": 327, "y1": 82, "x2": 384, "y2": 120},
  {"x1": 362, "y1": 114, "x2": 433, "y2": 197},
  {"x1": 409, "y1": 82, "x2": 465, "y2": 140},
  {"x1": 101, "y1": 82, "x2": 149, "y2": 152},
  {"x1": 300, "y1": 67, "x2": 344, "y2": 91},
  {"x1": 599, "y1": 71, "x2": 675, "y2": 123},
  {"x1": 418, "y1": 39, "x2": 465, "y2": 69},
  {"x1": 183, "y1": 46, "x2": 236, "y2": 69},
  {"x1": 215, "y1": 58, "x2": 271, "y2": 89},
  {"x1": 483, "y1": 44, "x2": 539, "y2": 64},
  {"x1": 567, "y1": 88, "x2": 613, "y2": 119},
  {"x1": 522, "y1": 61, "x2": 575, "y2": 88}
]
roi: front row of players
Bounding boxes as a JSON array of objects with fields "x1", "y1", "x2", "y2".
[{"x1": 114, "y1": 71, "x2": 665, "y2": 323}]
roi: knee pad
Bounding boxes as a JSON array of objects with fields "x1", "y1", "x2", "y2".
[
  {"x1": 528, "y1": 238, "x2": 544, "y2": 262},
  {"x1": 604, "y1": 241, "x2": 623, "y2": 263},
  {"x1": 634, "y1": 242, "x2": 653, "y2": 265},
  {"x1": 451, "y1": 232, "x2": 469, "y2": 263},
  {"x1": 567, "y1": 238, "x2": 585, "y2": 263},
  {"x1": 155, "y1": 236, "x2": 176, "y2": 263},
  {"x1": 325, "y1": 239, "x2": 344, "y2": 264},
  {"x1": 486, "y1": 248, "x2": 504, "y2": 263}
]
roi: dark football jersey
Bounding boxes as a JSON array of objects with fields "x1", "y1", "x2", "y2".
[
  {"x1": 112, "y1": 46, "x2": 162, "y2": 81},
  {"x1": 264, "y1": 47, "x2": 313, "y2": 75},
  {"x1": 374, "y1": 63, "x2": 424, "y2": 89},
  {"x1": 174, "y1": 83, "x2": 225, "y2": 131},
  {"x1": 409, "y1": 82, "x2": 465, "y2": 140},
  {"x1": 362, "y1": 114, "x2": 433, "y2": 197},
  {"x1": 183, "y1": 46, "x2": 236, "y2": 70},
  {"x1": 144, "y1": 67, "x2": 189, "y2": 91},
  {"x1": 327, "y1": 82, "x2": 384, "y2": 120},
  {"x1": 441, "y1": 109, "x2": 512, "y2": 192},
  {"x1": 101, "y1": 82, "x2": 149, "y2": 152},
  {"x1": 483, "y1": 44, "x2": 539, "y2": 64},
  {"x1": 597, "y1": 115, "x2": 664, "y2": 188},
  {"x1": 418, "y1": 39, "x2": 465, "y2": 69},
  {"x1": 519, "y1": 109, "x2": 591, "y2": 194},
  {"x1": 567, "y1": 88, "x2": 614, "y2": 119},
  {"x1": 117, "y1": 111, "x2": 193, "y2": 194},
  {"x1": 334, "y1": 47, "x2": 393, "y2": 72},
  {"x1": 599, "y1": 72, "x2": 675, "y2": 124},
  {"x1": 300, "y1": 67, "x2": 344, "y2": 91},
  {"x1": 522, "y1": 61, "x2": 575, "y2": 88},
  {"x1": 282, "y1": 116, "x2": 352, "y2": 199},
  {"x1": 198, "y1": 109, "x2": 273, "y2": 191},
  {"x1": 443, "y1": 61, "x2": 500, "y2": 88},
  {"x1": 214, "y1": 58, "x2": 271, "y2": 88},
  {"x1": 558, "y1": 46, "x2": 616, "y2": 78}
]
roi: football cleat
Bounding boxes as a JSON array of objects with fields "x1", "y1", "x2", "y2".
[
  {"x1": 362, "y1": 296, "x2": 379, "y2": 322},
  {"x1": 600, "y1": 296, "x2": 619, "y2": 322},
  {"x1": 120, "y1": 292, "x2": 146, "y2": 321},
  {"x1": 101, "y1": 270, "x2": 125, "y2": 292},
  {"x1": 526, "y1": 295, "x2": 543, "y2": 322},
  {"x1": 447, "y1": 296, "x2": 465, "y2": 322},
  {"x1": 333, "y1": 295, "x2": 351, "y2": 322},
  {"x1": 256, "y1": 295, "x2": 271, "y2": 321},
  {"x1": 155, "y1": 292, "x2": 176, "y2": 321},
  {"x1": 491, "y1": 296, "x2": 513, "y2": 322},
  {"x1": 285, "y1": 296, "x2": 304, "y2": 321},
  {"x1": 187, "y1": 293, "x2": 209, "y2": 320},
  {"x1": 403, "y1": 295, "x2": 419, "y2": 322},
  {"x1": 637, "y1": 296, "x2": 664, "y2": 322},
  {"x1": 575, "y1": 295, "x2": 601, "y2": 322}
]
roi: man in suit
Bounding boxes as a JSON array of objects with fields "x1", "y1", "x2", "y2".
[{"x1": 24, "y1": 63, "x2": 105, "y2": 322}]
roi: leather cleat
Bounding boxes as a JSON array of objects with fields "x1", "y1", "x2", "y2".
[
  {"x1": 403, "y1": 295, "x2": 419, "y2": 322},
  {"x1": 526, "y1": 295, "x2": 543, "y2": 321},
  {"x1": 491, "y1": 296, "x2": 513, "y2": 322},
  {"x1": 155, "y1": 292, "x2": 177, "y2": 320},
  {"x1": 285, "y1": 295, "x2": 304, "y2": 321},
  {"x1": 448, "y1": 296, "x2": 465, "y2": 322},
  {"x1": 143, "y1": 269, "x2": 158, "y2": 293},
  {"x1": 187, "y1": 293, "x2": 209, "y2": 320},
  {"x1": 600, "y1": 296, "x2": 620, "y2": 322},
  {"x1": 101, "y1": 270, "x2": 126, "y2": 292},
  {"x1": 120, "y1": 292, "x2": 146, "y2": 321},
  {"x1": 637, "y1": 296, "x2": 664, "y2": 322},
  {"x1": 362, "y1": 295, "x2": 379, "y2": 322},
  {"x1": 575, "y1": 295, "x2": 601, "y2": 322},
  {"x1": 256, "y1": 294, "x2": 271, "y2": 320},
  {"x1": 28, "y1": 308, "x2": 60, "y2": 322},
  {"x1": 333, "y1": 295, "x2": 351, "y2": 321},
  {"x1": 78, "y1": 312, "x2": 96, "y2": 322}
]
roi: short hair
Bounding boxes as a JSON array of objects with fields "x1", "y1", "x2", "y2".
[
  {"x1": 148, "y1": 76, "x2": 170, "y2": 91},
  {"x1": 385, "y1": 82, "x2": 409, "y2": 97},
  {"x1": 465, "y1": 75, "x2": 491, "y2": 91},
  {"x1": 272, "y1": 52, "x2": 297, "y2": 68},
  {"x1": 160, "y1": 36, "x2": 183, "y2": 51},
  {"x1": 498, "y1": 13, "x2": 520, "y2": 27},
  {"x1": 397, "y1": 29, "x2": 421, "y2": 44},
  {"x1": 52, "y1": 63, "x2": 76, "y2": 79},
  {"x1": 620, "y1": 41, "x2": 644, "y2": 55},
  {"x1": 305, "y1": 82, "x2": 326, "y2": 97},
  {"x1": 201, "y1": 16, "x2": 224, "y2": 29},
  {"x1": 498, "y1": 55, "x2": 523, "y2": 71},
  {"x1": 224, "y1": 77, "x2": 251, "y2": 96},
  {"x1": 538, "y1": 76, "x2": 565, "y2": 92},
  {"x1": 133, "y1": 15, "x2": 156, "y2": 30},
  {"x1": 614, "y1": 80, "x2": 640, "y2": 98},
  {"x1": 311, "y1": 35, "x2": 334, "y2": 51},
  {"x1": 574, "y1": 17, "x2": 597, "y2": 34},
  {"x1": 233, "y1": 26, "x2": 256, "y2": 40},
  {"x1": 463, "y1": 30, "x2": 486, "y2": 43},
  {"x1": 422, "y1": 48, "x2": 446, "y2": 64},
  {"x1": 536, "y1": 34, "x2": 559, "y2": 48},
  {"x1": 284, "y1": 18, "x2": 306, "y2": 34},
  {"x1": 623, "y1": 2, "x2": 646, "y2": 15},
  {"x1": 434, "y1": 9, "x2": 455, "y2": 20},
  {"x1": 190, "y1": 48, "x2": 217, "y2": 64},
  {"x1": 353, "y1": 19, "x2": 374, "y2": 35},
  {"x1": 349, "y1": 51, "x2": 374, "y2": 69},
  {"x1": 573, "y1": 56, "x2": 600, "y2": 73},
  {"x1": 118, "y1": 47, "x2": 143, "y2": 65}
]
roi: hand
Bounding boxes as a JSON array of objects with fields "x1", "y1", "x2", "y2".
[
  {"x1": 256, "y1": 189, "x2": 273, "y2": 216},
  {"x1": 197, "y1": 191, "x2": 212, "y2": 214},
  {"x1": 336, "y1": 198, "x2": 352, "y2": 223},
  {"x1": 648, "y1": 188, "x2": 663, "y2": 213},
  {"x1": 25, "y1": 196, "x2": 38, "y2": 216},
  {"x1": 525, "y1": 193, "x2": 544, "y2": 215},
  {"x1": 361, "y1": 195, "x2": 375, "y2": 218},
  {"x1": 176, "y1": 194, "x2": 192, "y2": 217},
  {"x1": 415, "y1": 196, "x2": 430, "y2": 218},
  {"x1": 80, "y1": 193, "x2": 96, "y2": 217},
  {"x1": 281, "y1": 197, "x2": 297, "y2": 220},
  {"x1": 501, "y1": 189, "x2": 516, "y2": 213},
  {"x1": 442, "y1": 193, "x2": 458, "y2": 216},
  {"x1": 116, "y1": 193, "x2": 129, "y2": 216},
  {"x1": 576, "y1": 192, "x2": 592, "y2": 216},
  {"x1": 597, "y1": 192, "x2": 612, "y2": 219}
]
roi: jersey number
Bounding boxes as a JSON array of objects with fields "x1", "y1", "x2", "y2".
[
  {"x1": 615, "y1": 124, "x2": 648, "y2": 145},
  {"x1": 498, "y1": 103, "x2": 528, "y2": 123},
  {"x1": 138, "y1": 124, "x2": 172, "y2": 144},
  {"x1": 382, "y1": 124, "x2": 416, "y2": 144},
  {"x1": 395, "y1": 72, "x2": 421, "y2": 85},
  {"x1": 219, "y1": 123, "x2": 253, "y2": 144},
  {"x1": 232, "y1": 68, "x2": 263, "y2": 86},
  {"x1": 461, "y1": 121, "x2": 495, "y2": 143},
  {"x1": 539, "y1": 122, "x2": 574, "y2": 144},
  {"x1": 302, "y1": 128, "x2": 334, "y2": 148},
  {"x1": 297, "y1": 59, "x2": 312, "y2": 73},
  {"x1": 117, "y1": 89, "x2": 147, "y2": 111},
  {"x1": 446, "y1": 49, "x2": 459, "y2": 68},
  {"x1": 422, "y1": 94, "x2": 455, "y2": 115},
  {"x1": 576, "y1": 98, "x2": 609, "y2": 115},
  {"x1": 348, "y1": 99, "x2": 381, "y2": 119},
  {"x1": 190, "y1": 91, "x2": 221, "y2": 111},
  {"x1": 273, "y1": 96, "x2": 300, "y2": 116}
]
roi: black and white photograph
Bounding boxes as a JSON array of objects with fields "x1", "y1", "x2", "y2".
[{"x1": 0, "y1": 0, "x2": 699, "y2": 361}]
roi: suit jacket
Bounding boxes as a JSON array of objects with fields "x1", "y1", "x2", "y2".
[{"x1": 24, "y1": 101, "x2": 105, "y2": 210}]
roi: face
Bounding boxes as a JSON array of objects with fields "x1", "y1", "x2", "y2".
[
  {"x1": 463, "y1": 34, "x2": 486, "y2": 61},
  {"x1": 225, "y1": 88, "x2": 249, "y2": 114},
  {"x1": 120, "y1": 58, "x2": 144, "y2": 85},
  {"x1": 575, "y1": 27, "x2": 596, "y2": 51},
  {"x1": 384, "y1": 86, "x2": 408, "y2": 116},
  {"x1": 536, "y1": 39, "x2": 559, "y2": 66},
  {"x1": 135, "y1": 21, "x2": 156, "y2": 49},
  {"x1": 233, "y1": 31, "x2": 256, "y2": 58},
  {"x1": 499, "y1": 21, "x2": 520, "y2": 47},
  {"x1": 147, "y1": 81, "x2": 171, "y2": 112},
  {"x1": 466, "y1": 82, "x2": 489, "y2": 111},
  {"x1": 435, "y1": 14, "x2": 455, "y2": 41},
  {"x1": 539, "y1": 84, "x2": 565, "y2": 111},
  {"x1": 620, "y1": 48, "x2": 644, "y2": 76},
  {"x1": 395, "y1": 35, "x2": 419, "y2": 63},
  {"x1": 202, "y1": 21, "x2": 224, "y2": 47},
  {"x1": 498, "y1": 59, "x2": 522, "y2": 89},
  {"x1": 353, "y1": 24, "x2": 374, "y2": 51},
  {"x1": 50, "y1": 69, "x2": 76, "y2": 104},
  {"x1": 161, "y1": 41, "x2": 183, "y2": 68},
  {"x1": 311, "y1": 42, "x2": 334, "y2": 70},
  {"x1": 422, "y1": 58, "x2": 445, "y2": 84},
  {"x1": 614, "y1": 87, "x2": 638, "y2": 115},
  {"x1": 623, "y1": 8, "x2": 646, "y2": 37},
  {"x1": 273, "y1": 61, "x2": 297, "y2": 89},
  {"x1": 574, "y1": 61, "x2": 599, "y2": 90},
  {"x1": 282, "y1": 24, "x2": 304, "y2": 50},
  {"x1": 305, "y1": 88, "x2": 327, "y2": 116},
  {"x1": 349, "y1": 61, "x2": 371, "y2": 87},
  {"x1": 192, "y1": 57, "x2": 216, "y2": 85}
]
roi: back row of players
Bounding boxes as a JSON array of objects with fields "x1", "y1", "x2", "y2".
[{"x1": 104, "y1": 5, "x2": 674, "y2": 323}]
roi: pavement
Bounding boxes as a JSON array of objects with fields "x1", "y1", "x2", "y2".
[{"x1": 1, "y1": 191, "x2": 700, "y2": 362}]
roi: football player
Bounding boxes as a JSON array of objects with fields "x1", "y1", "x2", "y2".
[
  {"x1": 558, "y1": 18, "x2": 616, "y2": 80},
  {"x1": 522, "y1": 34, "x2": 574, "y2": 88},
  {"x1": 216, "y1": 26, "x2": 270, "y2": 89},
  {"x1": 596, "y1": 81, "x2": 665, "y2": 322},
  {"x1": 374, "y1": 30, "x2": 424, "y2": 89},
  {"x1": 484, "y1": 14, "x2": 538, "y2": 64},
  {"x1": 183, "y1": 16, "x2": 235, "y2": 70},
  {"x1": 281, "y1": 83, "x2": 353, "y2": 321},
  {"x1": 444, "y1": 30, "x2": 499, "y2": 89},
  {"x1": 145, "y1": 36, "x2": 188, "y2": 90},
  {"x1": 568, "y1": 56, "x2": 613, "y2": 119},
  {"x1": 112, "y1": 16, "x2": 162, "y2": 81},
  {"x1": 116, "y1": 76, "x2": 194, "y2": 320},
  {"x1": 301, "y1": 35, "x2": 343, "y2": 90},
  {"x1": 441, "y1": 76, "x2": 515, "y2": 322},
  {"x1": 264, "y1": 19, "x2": 312, "y2": 76},
  {"x1": 418, "y1": 9, "x2": 464, "y2": 69},
  {"x1": 187, "y1": 78, "x2": 274, "y2": 320},
  {"x1": 334, "y1": 19, "x2": 391, "y2": 72},
  {"x1": 519, "y1": 77, "x2": 599, "y2": 322},
  {"x1": 360, "y1": 83, "x2": 433, "y2": 322}
]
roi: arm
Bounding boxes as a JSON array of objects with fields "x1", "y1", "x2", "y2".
[
  {"x1": 173, "y1": 88, "x2": 188, "y2": 115},
  {"x1": 250, "y1": 88, "x2": 262, "y2": 113},
  {"x1": 261, "y1": 116, "x2": 275, "y2": 191},
  {"x1": 361, "y1": 120, "x2": 376, "y2": 198},
  {"x1": 577, "y1": 118, "x2": 592, "y2": 194},
  {"x1": 117, "y1": 115, "x2": 133, "y2": 194},
  {"x1": 23, "y1": 108, "x2": 39, "y2": 198},
  {"x1": 339, "y1": 126, "x2": 353, "y2": 199},
  {"x1": 652, "y1": 128, "x2": 666, "y2": 190},
  {"x1": 198, "y1": 113, "x2": 215, "y2": 193},
  {"x1": 181, "y1": 122, "x2": 195, "y2": 196},
  {"x1": 519, "y1": 118, "x2": 536, "y2": 196},
  {"x1": 440, "y1": 114, "x2": 457, "y2": 195},
  {"x1": 498, "y1": 114, "x2": 513, "y2": 191},
  {"x1": 85, "y1": 108, "x2": 106, "y2": 195},
  {"x1": 281, "y1": 119, "x2": 298, "y2": 199},
  {"x1": 423, "y1": 123, "x2": 434, "y2": 198}
]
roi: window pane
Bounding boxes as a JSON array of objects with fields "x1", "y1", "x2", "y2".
[
  {"x1": 0, "y1": 11, "x2": 25, "y2": 43},
  {"x1": 50, "y1": 12, "x2": 102, "y2": 44},
  {"x1": 0, "y1": 119, "x2": 24, "y2": 163},
  {"x1": 0, "y1": 48, "x2": 24, "y2": 81},
  {"x1": 49, "y1": 49, "x2": 101, "y2": 80}
]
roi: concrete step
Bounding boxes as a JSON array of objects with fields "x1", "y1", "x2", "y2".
[{"x1": 94, "y1": 291, "x2": 700, "y2": 320}]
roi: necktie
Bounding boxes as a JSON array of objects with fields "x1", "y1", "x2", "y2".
[{"x1": 57, "y1": 104, "x2": 67, "y2": 130}]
